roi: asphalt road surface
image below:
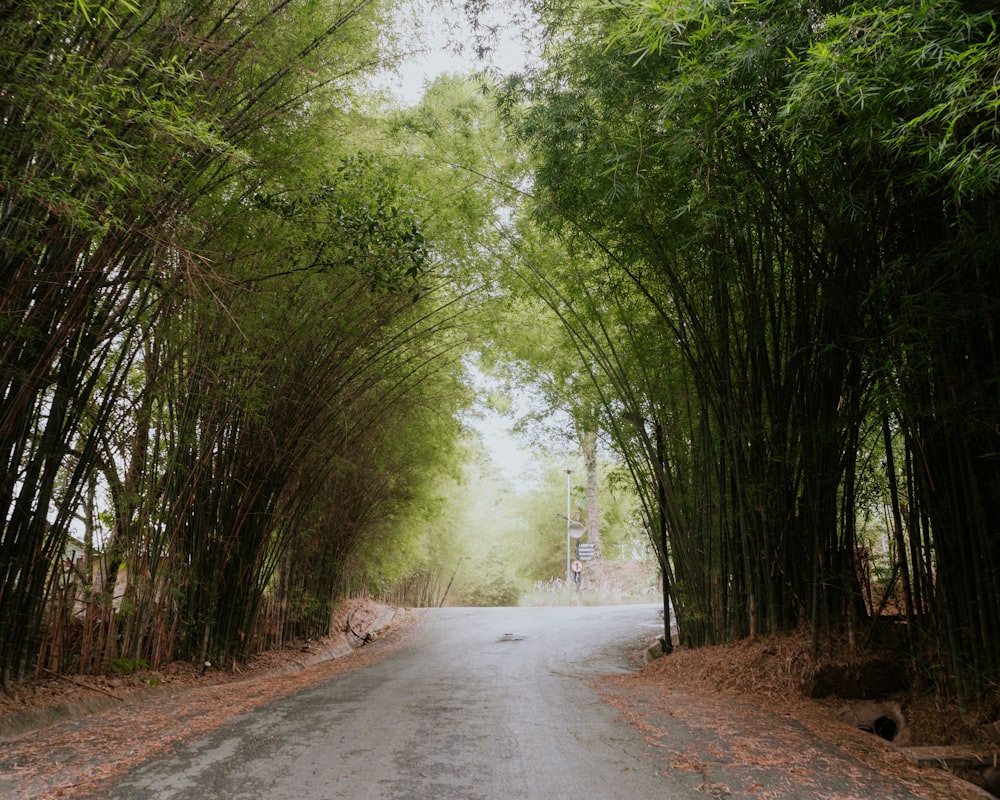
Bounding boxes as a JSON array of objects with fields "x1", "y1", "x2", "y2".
[
  {"x1": 107, "y1": 605, "x2": 928, "y2": 800},
  {"x1": 108, "y1": 605, "x2": 676, "y2": 799}
]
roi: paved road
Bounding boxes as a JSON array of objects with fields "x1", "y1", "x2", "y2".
[
  {"x1": 108, "y1": 605, "x2": 931, "y2": 800},
  {"x1": 109, "y1": 605, "x2": 679, "y2": 799}
]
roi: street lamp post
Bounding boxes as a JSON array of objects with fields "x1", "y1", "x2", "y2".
[
  {"x1": 566, "y1": 469, "x2": 572, "y2": 584},
  {"x1": 562, "y1": 470, "x2": 585, "y2": 586}
]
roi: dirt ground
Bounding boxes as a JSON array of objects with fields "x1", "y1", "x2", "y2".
[
  {"x1": 619, "y1": 628, "x2": 1000, "y2": 799},
  {"x1": 0, "y1": 598, "x2": 997, "y2": 799}
]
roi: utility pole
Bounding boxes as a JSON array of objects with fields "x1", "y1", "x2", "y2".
[{"x1": 566, "y1": 469, "x2": 572, "y2": 584}]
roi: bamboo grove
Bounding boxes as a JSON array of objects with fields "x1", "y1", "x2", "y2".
[
  {"x1": 5, "y1": 0, "x2": 1000, "y2": 714},
  {"x1": 0, "y1": 1, "x2": 483, "y2": 688},
  {"x1": 505, "y1": 0, "x2": 1000, "y2": 704}
]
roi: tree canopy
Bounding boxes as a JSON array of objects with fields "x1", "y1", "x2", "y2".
[
  {"x1": 3, "y1": 0, "x2": 1000, "y2": 714},
  {"x1": 500, "y1": 0, "x2": 1000, "y2": 703}
]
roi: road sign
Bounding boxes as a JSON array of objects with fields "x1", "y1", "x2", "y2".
[
  {"x1": 576, "y1": 543, "x2": 596, "y2": 561},
  {"x1": 571, "y1": 559, "x2": 583, "y2": 574}
]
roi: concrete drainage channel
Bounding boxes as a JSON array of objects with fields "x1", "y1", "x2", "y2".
[
  {"x1": 839, "y1": 701, "x2": 1000, "y2": 798},
  {"x1": 869, "y1": 715, "x2": 900, "y2": 739},
  {"x1": 839, "y1": 700, "x2": 907, "y2": 744}
]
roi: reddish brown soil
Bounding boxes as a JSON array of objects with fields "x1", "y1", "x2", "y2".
[
  {"x1": 624, "y1": 627, "x2": 1000, "y2": 798},
  {"x1": 0, "y1": 599, "x2": 418, "y2": 799}
]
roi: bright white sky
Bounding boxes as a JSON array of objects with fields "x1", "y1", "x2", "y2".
[
  {"x1": 474, "y1": 405, "x2": 538, "y2": 484},
  {"x1": 462, "y1": 360, "x2": 543, "y2": 488},
  {"x1": 378, "y1": 0, "x2": 538, "y2": 105}
]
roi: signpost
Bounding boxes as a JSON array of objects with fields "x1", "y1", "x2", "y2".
[
  {"x1": 564, "y1": 469, "x2": 584, "y2": 583},
  {"x1": 576, "y1": 543, "x2": 595, "y2": 561},
  {"x1": 566, "y1": 470, "x2": 572, "y2": 583}
]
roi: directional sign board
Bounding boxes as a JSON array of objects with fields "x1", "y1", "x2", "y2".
[{"x1": 576, "y1": 543, "x2": 596, "y2": 561}]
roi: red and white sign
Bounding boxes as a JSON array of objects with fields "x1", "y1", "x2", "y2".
[{"x1": 570, "y1": 560, "x2": 584, "y2": 574}]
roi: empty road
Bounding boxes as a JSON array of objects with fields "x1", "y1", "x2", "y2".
[
  {"x1": 109, "y1": 605, "x2": 674, "y2": 799},
  {"x1": 108, "y1": 605, "x2": 931, "y2": 800}
]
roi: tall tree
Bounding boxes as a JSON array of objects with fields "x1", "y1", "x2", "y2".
[
  {"x1": 0, "y1": 0, "x2": 425, "y2": 682},
  {"x1": 500, "y1": 0, "x2": 1000, "y2": 702}
]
